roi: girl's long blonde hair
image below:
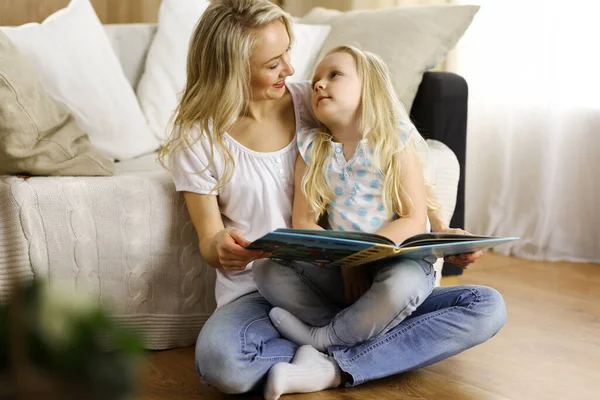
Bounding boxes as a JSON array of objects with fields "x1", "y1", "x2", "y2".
[
  {"x1": 157, "y1": 0, "x2": 293, "y2": 191},
  {"x1": 303, "y1": 45, "x2": 438, "y2": 220}
]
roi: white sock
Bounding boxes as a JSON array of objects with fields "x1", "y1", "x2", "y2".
[
  {"x1": 269, "y1": 307, "x2": 336, "y2": 352},
  {"x1": 264, "y1": 345, "x2": 342, "y2": 400}
]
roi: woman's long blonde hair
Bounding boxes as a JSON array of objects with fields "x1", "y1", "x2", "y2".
[
  {"x1": 302, "y1": 45, "x2": 438, "y2": 220},
  {"x1": 157, "y1": 0, "x2": 293, "y2": 191}
]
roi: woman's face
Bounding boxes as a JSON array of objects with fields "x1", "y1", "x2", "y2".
[
  {"x1": 249, "y1": 21, "x2": 295, "y2": 102},
  {"x1": 311, "y1": 52, "x2": 362, "y2": 128}
]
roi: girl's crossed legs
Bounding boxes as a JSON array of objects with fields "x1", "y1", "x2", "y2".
[{"x1": 255, "y1": 258, "x2": 436, "y2": 351}]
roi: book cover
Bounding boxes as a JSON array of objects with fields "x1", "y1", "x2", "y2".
[{"x1": 246, "y1": 228, "x2": 519, "y2": 268}]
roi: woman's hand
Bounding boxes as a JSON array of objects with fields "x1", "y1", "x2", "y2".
[
  {"x1": 341, "y1": 266, "x2": 370, "y2": 303},
  {"x1": 213, "y1": 228, "x2": 267, "y2": 271},
  {"x1": 438, "y1": 227, "x2": 484, "y2": 269}
]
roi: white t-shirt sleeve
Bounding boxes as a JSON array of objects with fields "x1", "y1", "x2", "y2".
[
  {"x1": 289, "y1": 81, "x2": 321, "y2": 129},
  {"x1": 171, "y1": 136, "x2": 220, "y2": 195}
]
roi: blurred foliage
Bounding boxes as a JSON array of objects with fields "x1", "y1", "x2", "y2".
[{"x1": 0, "y1": 279, "x2": 146, "y2": 399}]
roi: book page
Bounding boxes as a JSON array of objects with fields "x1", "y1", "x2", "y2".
[
  {"x1": 331, "y1": 246, "x2": 401, "y2": 268},
  {"x1": 275, "y1": 228, "x2": 396, "y2": 245},
  {"x1": 399, "y1": 233, "x2": 501, "y2": 248},
  {"x1": 396, "y1": 237, "x2": 519, "y2": 259},
  {"x1": 246, "y1": 230, "x2": 389, "y2": 265}
]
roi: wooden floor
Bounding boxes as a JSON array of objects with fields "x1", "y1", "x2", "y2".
[{"x1": 135, "y1": 253, "x2": 600, "y2": 400}]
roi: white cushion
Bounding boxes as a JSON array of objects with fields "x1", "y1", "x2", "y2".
[
  {"x1": 0, "y1": 0, "x2": 159, "y2": 161},
  {"x1": 103, "y1": 24, "x2": 158, "y2": 89},
  {"x1": 136, "y1": 0, "x2": 330, "y2": 142},
  {"x1": 425, "y1": 139, "x2": 460, "y2": 287},
  {"x1": 425, "y1": 139, "x2": 460, "y2": 227},
  {"x1": 287, "y1": 24, "x2": 331, "y2": 83},
  {"x1": 135, "y1": 0, "x2": 211, "y2": 143},
  {"x1": 300, "y1": 5, "x2": 479, "y2": 111}
]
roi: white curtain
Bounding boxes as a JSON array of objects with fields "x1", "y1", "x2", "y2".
[{"x1": 451, "y1": 0, "x2": 600, "y2": 262}]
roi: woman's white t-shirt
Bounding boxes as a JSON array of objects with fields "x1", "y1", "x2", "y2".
[{"x1": 171, "y1": 82, "x2": 319, "y2": 308}]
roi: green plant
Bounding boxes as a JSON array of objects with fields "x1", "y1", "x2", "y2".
[{"x1": 0, "y1": 279, "x2": 145, "y2": 399}]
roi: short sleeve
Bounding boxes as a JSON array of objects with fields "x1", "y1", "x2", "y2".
[
  {"x1": 171, "y1": 135, "x2": 220, "y2": 195},
  {"x1": 296, "y1": 127, "x2": 319, "y2": 164},
  {"x1": 287, "y1": 81, "x2": 322, "y2": 129}
]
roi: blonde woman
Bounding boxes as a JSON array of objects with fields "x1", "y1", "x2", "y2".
[
  {"x1": 160, "y1": 0, "x2": 504, "y2": 398},
  {"x1": 255, "y1": 45, "x2": 438, "y2": 354}
]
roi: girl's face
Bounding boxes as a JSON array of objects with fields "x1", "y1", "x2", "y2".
[
  {"x1": 311, "y1": 52, "x2": 362, "y2": 128},
  {"x1": 249, "y1": 21, "x2": 295, "y2": 102}
]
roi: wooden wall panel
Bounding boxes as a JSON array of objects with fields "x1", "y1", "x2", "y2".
[
  {"x1": 282, "y1": 0, "x2": 448, "y2": 17},
  {"x1": 0, "y1": 0, "x2": 162, "y2": 26}
]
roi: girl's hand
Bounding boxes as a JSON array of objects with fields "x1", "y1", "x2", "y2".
[
  {"x1": 213, "y1": 228, "x2": 267, "y2": 271},
  {"x1": 341, "y1": 266, "x2": 370, "y2": 303},
  {"x1": 439, "y1": 228, "x2": 484, "y2": 269}
]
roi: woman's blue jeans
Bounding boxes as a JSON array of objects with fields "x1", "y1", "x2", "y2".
[{"x1": 195, "y1": 260, "x2": 507, "y2": 394}]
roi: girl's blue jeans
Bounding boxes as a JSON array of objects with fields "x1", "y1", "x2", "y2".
[
  {"x1": 254, "y1": 257, "x2": 437, "y2": 346},
  {"x1": 195, "y1": 258, "x2": 507, "y2": 394}
]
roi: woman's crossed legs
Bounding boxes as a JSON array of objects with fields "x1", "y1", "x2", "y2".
[{"x1": 195, "y1": 260, "x2": 507, "y2": 398}]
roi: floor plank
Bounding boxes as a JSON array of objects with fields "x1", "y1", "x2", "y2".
[{"x1": 135, "y1": 252, "x2": 600, "y2": 400}]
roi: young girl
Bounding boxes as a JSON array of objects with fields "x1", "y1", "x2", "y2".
[{"x1": 258, "y1": 45, "x2": 438, "y2": 352}]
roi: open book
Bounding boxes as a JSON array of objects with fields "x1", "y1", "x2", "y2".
[{"x1": 246, "y1": 228, "x2": 519, "y2": 268}]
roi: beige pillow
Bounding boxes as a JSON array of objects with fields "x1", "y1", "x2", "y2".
[
  {"x1": 300, "y1": 5, "x2": 479, "y2": 111},
  {"x1": 0, "y1": 32, "x2": 114, "y2": 176}
]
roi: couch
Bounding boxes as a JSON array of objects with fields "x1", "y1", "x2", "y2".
[{"x1": 0, "y1": 23, "x2": 466, "y2": 350}]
